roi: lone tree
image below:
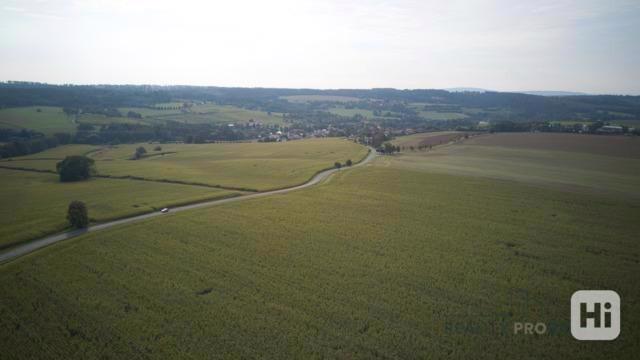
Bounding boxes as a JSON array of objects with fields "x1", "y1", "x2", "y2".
[
  {"x1": 67, "y1": 201, "x2": 89, "y2": 228},
  {"x1": 134, "y1": 146, "x2": 147, "y2": 159},
  {"x1": 56, "y1": 156, "x2": 95, "y2": 182},
  {"x1": 154, "y1": 145, "x2": 162, "y2": 151},
  {"x1": 346, "y1": 159, "x2": 353, "y2": 166},
  {"x1": 334, "y1": 162, "x2": 342, "y2": 169},
  {"x1": 383, "y1": 142, "x2": 396, "y2": 154}
]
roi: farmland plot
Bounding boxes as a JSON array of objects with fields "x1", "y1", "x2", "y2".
[
  {"x1": 2, "y1": 138, "x2": 369, "y2": 191},
  {"x1": 389, "y1": 132, "x2": 640, "y2": 198},
  {"x1": 0, "y1": 168, "x2": 237, "y2": 248},
  {"x1": 0, "y1": 165, "x2": 637, "y2": 358}
]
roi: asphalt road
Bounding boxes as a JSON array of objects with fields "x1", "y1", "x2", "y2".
[{"x1": 0, "y1": 148, "x2": 377, "y2": 264}]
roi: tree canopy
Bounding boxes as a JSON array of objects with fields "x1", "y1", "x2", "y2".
[
  {"x1": 56, "y1": 156, "x2": 95, "y2": 182},
  {"x1": 133, "y1": 146, "x2": 147, "y2": 159},
  {"x1": 67, "y1": 201, "x2": 89, "y2": 228}
]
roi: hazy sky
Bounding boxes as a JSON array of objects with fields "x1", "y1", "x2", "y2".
[{"x1": 1, "y1": 0, "x2": 639, "y2": 94}]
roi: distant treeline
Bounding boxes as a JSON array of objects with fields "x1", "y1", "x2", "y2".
[
  {"x1": 0, "y1": 121, "x2": 259, "y2": 158},
  {"x1": 62, "y1": 106, "x2": 142, "y2": 119},
  {"x1": 0, "y1": 130, "x2": 72, "y2": 159},
  {"x1": 487, "y1": 120, "x2": 639, "y2": 135},
  {"x1": 2, "y1": 82, "x2": 640, "y2": 123},
  {"x1": 0, "y1": 82, "x2": 171, "y2": 108},
  {"x1": 74, "y1": 122, "x2": 251, "y2": 144},
  {"x1": 1, "y1": 82, "x2": 638, "y2": 159}
]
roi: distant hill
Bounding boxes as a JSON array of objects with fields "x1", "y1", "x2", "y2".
[
  {"x1": 444, "y1": 88, "x2": 588, "y2": 96},
  {"x1": 519, "y1": 91, "x2": 588, "y2": 97},
  {"x1": 1, "y1": 82, "x2": 639, "y2": 125},
  {"x1": 444, "y1": 87, "x2": 490, "y2": 93}
]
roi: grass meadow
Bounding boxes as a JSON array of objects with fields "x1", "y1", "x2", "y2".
[
  {"x1": 327, "y1": 107, "x2": 378, "y2": 118},
  {"x1": 118, "y1": 107, "x2": 184, "y2": 117},
  {"x1": 0, "y1": 161, "x2": 637, "y2": 358},
  {"x1": 2, "y1": 138, "x2": 368, "y2": 191},
  {"x1": 417, "y1": 111, "x2": 468, "y2": 120},
  {"x1": 0, "y1": 103, "x2": 283, "y2": 137},
  {"x1": 138, "y1": 103, "x2": 284, "y2": 125},
  {"x1": 0, "y1": 168, "x2": 238, "y2": 248},
  {"x1": 0, "y1": 106, "x2": 76, "y2": 135},
  {"x1": 76, "y1": 113, "x2": 142, "y2": 126},
  {"x1": 281, "y1": 94, "x2": 360, "y2": 102},
  {"x1": 6, "y1": 144, "x2": 100, "y2": 160}
]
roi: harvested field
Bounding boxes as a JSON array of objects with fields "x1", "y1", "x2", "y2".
[
  {"x1": 466, "y1": 133, "x2": 640, "y2": 158},
  {"x1": 392, "y1": 131, "x2": 473, "y2": 148},
  {"x1": 387, "y1": 132, "x2": 640, "y2": 198}
]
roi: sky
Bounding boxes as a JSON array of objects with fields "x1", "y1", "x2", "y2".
[{"x1": 1, "y1": 0, "x2": 639, "y2": 94}]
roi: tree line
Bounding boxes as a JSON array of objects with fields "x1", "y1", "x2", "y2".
[{"x1": 3, "y1": 82, "x2": 640, "y2": 124}]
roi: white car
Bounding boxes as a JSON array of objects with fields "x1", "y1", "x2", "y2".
[{"x1": 160, "y1": 208, "x2": 170, "y2": 213}]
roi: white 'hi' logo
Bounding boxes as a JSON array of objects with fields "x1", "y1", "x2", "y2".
[{"x1": 571, "y1": 290, "x2": 620, "y2": 340}]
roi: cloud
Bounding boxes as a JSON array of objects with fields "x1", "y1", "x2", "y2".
[
  {"x1": 2, "y1": 6, "x2": 26, "y2": 12},
  {"x1": 0, "y1": 0, "x2": 638, "y2": 93}
]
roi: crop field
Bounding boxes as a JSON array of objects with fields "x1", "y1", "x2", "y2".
[
  {"x1": 327, "y1": 107, "x2": 378, "y2": 118},
  {"x1": 1, "y1": 139, "x2": 368, "y2": 191},
  {"x1": 391, "y1": 131, "x2": 469, "y2": 148},
  {"x1": 3, "y1": 144, "x2": 100, "y2": 160},
  {"x1": 0, "y1": 168, "x2": 238, "y2": 249},
  {"x1": 418, "y1": 111, "x2": 468, "y2": 120},
  {"x1": 153, "y1": 102, "x2": 185, "y2": 108},
  {"x1": 0, "y1": 144, "x2": 101, "y2": 171},
  {"x1": 465, "y1": 132, "x2": 640, "y2": 158},
  {"x1": 147, "y1": 104, "x2": 284, "y2": 125},
  {"x1": 0, "y1": 106, "x2": 150, "y2": 134},
  {"x1": 0, "y1": 162, "x2": 637, "y2": 358},
  {"x1": 404, "y1": 104, "x2": 468, "y2": 120},
  {"x1": 281, "y1": 94, "x2": 361, "y2": 102},
  {"x1": 0, "y1": 104, "x2": 282, "y2": 136},
  {"x1": 76, "y1": 113, "x2": 142, "y2": 126},
  {"x1": 387, "y1": 132, "x2": 640, "y2": 198},
  {"x1": 549, "y1": 120, "x2": 592, "y2": 126},
  {"x1": 118, "y1": 107, "x2": 184, "y2": 118},
  {"x1": 0, "y1": 106, "x2": 76, "y2": 135},
  {"x1": 608, "y1": 119, "x2": 640, "y2": 127}
]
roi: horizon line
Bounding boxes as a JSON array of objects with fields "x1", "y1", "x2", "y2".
[{"x1": 1, "y1": 80, "x2": 639, "y2": 96}]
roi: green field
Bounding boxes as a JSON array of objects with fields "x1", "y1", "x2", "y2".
[
  {"x1": 76, "y1": 113, "x2": 142, "y2": 126},
  {"x1": 118, "y1": 107, "x2": 184, "y2": 118},
  {"x1": 0, "y1": 157, "x2": 637, "y2": 358},
  {"x1": 145, "y1": 103, "x2": 284, "y2": 125},
  {"x1": 0, "y1": 133, "x2": 638, "y2": 358},
  {"x1": 0, "y1": 106, "x2": 75, "y2": 135},
  {"x1": 2, "y1": 139, "x2": 368, "y2": 191},
  {"x1": 4, "y1": 144, "x2": 100, "y2": 160},
  {"x1": 281, "y1": 95, "x2": 361, "y2": 103},
  {"x1": 418, "y1": 111, "x2": 468, "y2": 120},
  {"x1": 405, "y1": 103, "x2": 469, "y2": 121},
  {"x1": 327, "y1": 105, "x2": 469, "y2": 121},
  {"x1": 609, "y1": 119, "x2": 640, "y2": 127},
  {"x1": 153, "y1": 102, "x2": 185, "y2": 108},
  {"x1": 0, "y1": 168, "x2": 238, "y2": 248},
  {"x1": 0, "y1": 103, "x2": 283, "y2": 136},
  {"x1": 327, "y1": 107, "x2": 378, "y2": 118}
]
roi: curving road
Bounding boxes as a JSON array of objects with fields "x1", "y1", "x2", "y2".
[{"x1": 0, "y1": 148, "x2": 377, "y2": 264}]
